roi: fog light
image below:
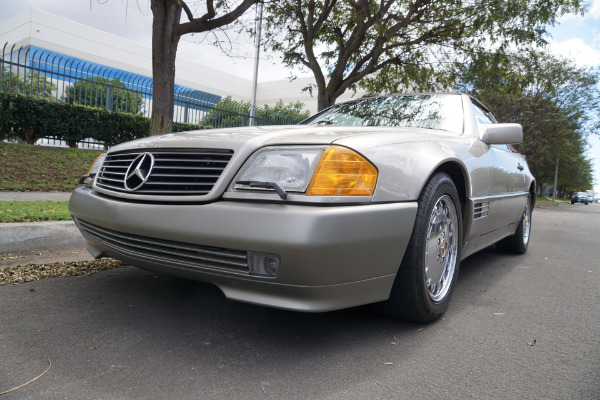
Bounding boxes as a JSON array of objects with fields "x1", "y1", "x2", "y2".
[{"x1": 248, "y1": 252, "x2": 280, "y2": 277}]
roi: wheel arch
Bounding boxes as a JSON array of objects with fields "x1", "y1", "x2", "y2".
[
  {"x1": 427, "y1": 161, "x2": 469, "y2": 243},
  {"x1": 529, "y1": 181, "x2": 537, "y2": 207}
]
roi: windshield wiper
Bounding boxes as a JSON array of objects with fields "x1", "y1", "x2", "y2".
[{"x1": 235, "y1": 181, "x2": 288, "y2": 200}]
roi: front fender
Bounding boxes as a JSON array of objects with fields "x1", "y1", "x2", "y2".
[{"x1": 336, "y1": 136, "x2": 488, "y2": 203}]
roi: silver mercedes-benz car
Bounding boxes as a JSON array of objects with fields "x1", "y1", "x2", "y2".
[{"x1": 69, "y1": 93, "x2": 535, "y2": 322}]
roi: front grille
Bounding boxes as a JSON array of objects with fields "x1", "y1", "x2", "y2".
[
  {"x1": 96, "y1": 150, "x2": 233, "y2": 196},
  {"x1": 74, "y1": 218, "x2": 249, "y2": 273}
]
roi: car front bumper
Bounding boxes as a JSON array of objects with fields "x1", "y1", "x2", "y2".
[{"x1": 69, "y1": 187, "x2": 418, "y2": 312}]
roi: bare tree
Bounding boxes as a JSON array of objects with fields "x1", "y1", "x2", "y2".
[{"x1": 149, "y1": 0, "x2": 259, "y2": 135}]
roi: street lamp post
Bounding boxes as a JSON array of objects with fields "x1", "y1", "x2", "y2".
[
  {"x1": 249, "y1": 2, "x2": 263, "y2": 127},
  {"x1": 552, "y1": 157, "x2": 559, "y2": 202}
]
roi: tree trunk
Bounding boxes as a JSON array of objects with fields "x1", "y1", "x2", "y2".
[
  {"x1": 24, "y1": 128, "x2": 35, "y2": 145},
  {"x1": 317, "y1": 87, "x2": 337, "y2": 111},
  {"x1": 149, "y1": 0, "x2": 182, "y2": 136}
]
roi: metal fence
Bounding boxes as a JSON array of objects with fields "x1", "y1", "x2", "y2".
[
  {"x1": 36, "y1": 136, "x2": 107, "y2": 150},
  {"x1": 0, "y1": 42, "x2": 303, "y2": 131}
]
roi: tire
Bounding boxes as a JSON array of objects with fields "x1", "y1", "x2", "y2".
[
  {"x1": 496, "y1": 195, "x2": 532, "y2": 254},
  {"x1": 384, "y1": 172, "x2": 462, "y2": 323}
]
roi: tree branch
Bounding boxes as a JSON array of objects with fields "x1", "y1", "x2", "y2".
[
  {"x1": 176, "y1": 0, "x2": 258, "y2": 36},
  {"x1": 180, "y1": 0, "x2": 195, "y2": 23}
]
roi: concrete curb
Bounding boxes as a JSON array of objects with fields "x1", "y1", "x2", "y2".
[{"x1": 0, "y1": 220, "x2": 85, "y2": 253}]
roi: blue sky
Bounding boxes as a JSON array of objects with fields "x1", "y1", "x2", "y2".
[{"x1": 1, "y1": 0, "x2": 599, "y2": 192}]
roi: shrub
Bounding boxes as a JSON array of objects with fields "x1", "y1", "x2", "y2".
[{"x1": 0, "y1": 93, "x2": 208, "y2": 147}]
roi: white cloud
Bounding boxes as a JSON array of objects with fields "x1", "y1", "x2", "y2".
[
  {"x1": 550, "y1": 38, "x2": 600, "y2": 67},
  {"x1": 588, "y1": 0, "x2": 600, "y2": 18}
]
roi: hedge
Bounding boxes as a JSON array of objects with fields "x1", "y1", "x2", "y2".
[{"x1": 0, "y1": 93, "x2": 209, "y2": 147}]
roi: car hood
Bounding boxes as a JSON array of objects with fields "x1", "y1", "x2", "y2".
[{"x1": 108, "y1": 124, "x2": 462, "y2": 154}]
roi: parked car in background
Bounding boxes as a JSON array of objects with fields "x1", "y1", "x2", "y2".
[
  {"x1": 585, "y1": 190, "x2": 595, "y2": 203},
  {"x1": 571, "y1": 192, "x2": 589, "y2": 205},
  {"x1": 70, "y1": 93, "x2": 535, "y2": 323}
]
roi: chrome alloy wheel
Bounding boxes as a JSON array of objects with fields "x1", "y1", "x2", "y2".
[
  {"x1": 424, "y1": 195, "x2": 459, "y2": 303},
  {"x1": 522, "y1": 200, "x2": 531, "y2": 245}
]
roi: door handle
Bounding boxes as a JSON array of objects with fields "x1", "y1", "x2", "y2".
[{"x1": 517, "y1": 163, "x2": 524, "y2": 171}]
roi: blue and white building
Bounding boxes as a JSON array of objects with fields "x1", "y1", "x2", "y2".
[{"x1": 0, "y1": 8, "x2": 363, "y2": 118}]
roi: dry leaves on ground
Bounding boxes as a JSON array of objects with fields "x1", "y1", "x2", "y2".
[{"x1": 0, "y1": 259, "x2": 126, "y2": 285}]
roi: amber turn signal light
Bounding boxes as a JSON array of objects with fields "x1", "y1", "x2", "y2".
[{"x1": 306, "y1": 146, "x2": 377, "y2": 196}]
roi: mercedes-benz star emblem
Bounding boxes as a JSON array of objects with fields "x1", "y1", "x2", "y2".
[{"x1": 124, "y1": 153, "x2": 154, "y2": 191}]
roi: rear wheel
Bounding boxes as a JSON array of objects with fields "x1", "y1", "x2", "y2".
[
  {"x1": 496, "y1": 195, "x2": 532, "y2": 254},
  {"x1": 384, "y1": 172, "x2": 462, "y2": 323}
]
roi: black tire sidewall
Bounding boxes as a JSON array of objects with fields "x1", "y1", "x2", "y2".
[
  {"x1": 515, "y1": 195, "x2": 532, "y2": 253},
  {"x1": 388, "y1": 172, "x2": 462, "y2": 322},
  {"x1": 413, "y1": 175, "x2": 462, "y2": 317},
  {"x1": 520, "y1": 196, "x2": 532, "y2": 251},
  {"x1": 496, "y1": 194, "x2": 531, "y2": 254}
]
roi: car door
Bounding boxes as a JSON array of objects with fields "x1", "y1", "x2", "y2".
[{"x1": 471, "y1": 101, "x2": 528, "y2": 242}]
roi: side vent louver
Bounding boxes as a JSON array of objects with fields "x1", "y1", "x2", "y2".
[{"x1": 474, "y1": 202, "x2": 489, "y2": 220}]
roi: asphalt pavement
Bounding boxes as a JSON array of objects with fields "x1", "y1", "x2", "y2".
[{"x1": 0, "y1": 200, "x2": 598, "y2": 399}]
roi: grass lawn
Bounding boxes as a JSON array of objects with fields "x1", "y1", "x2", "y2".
[
  {"x1": 536, "y1": 196, "x2": 570, "y2": 204},
  {"x1": 0, "y1": 142, "x2": 101, "y2": 192},
  {"x1": 0, "y1": 143, "x2": 121, "y2": 277},
  {"x1": 0, "y1": 142, "x2": 98, "y2": 223},
  {"x1": 0, "y1": 201, "x2": 71, "y2": 222}
]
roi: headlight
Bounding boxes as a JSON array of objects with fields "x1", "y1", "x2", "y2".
[
  {"x1": 79, "y1": 153, "x2": 106, "y2": 185},
  {"x1": 233, "y1": 145, "x2": 377, "y2": 197},
  {"x1": 234, "y1": 146, "x2": 326, "y2": 192}
]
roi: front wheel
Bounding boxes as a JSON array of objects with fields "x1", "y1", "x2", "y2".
[
  {"x1": 384, "y1": 172, "x2": 462, "y2": 323},
  {"x1": 496, "y1": 195, "x2": 532, "y2": 254}
]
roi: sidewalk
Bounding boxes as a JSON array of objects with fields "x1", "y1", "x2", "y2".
[{"x1": 0, "y1": 192, "x2": 87, "y2": 255}]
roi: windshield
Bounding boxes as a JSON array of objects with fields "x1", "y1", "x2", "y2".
[{"x1": 302, "y1": 94, "x2": 464, "y2": 133}]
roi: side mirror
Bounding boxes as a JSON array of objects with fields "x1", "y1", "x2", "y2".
[{"x1": 481, "y1": 123, "x2": 523, "y2": 145}]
